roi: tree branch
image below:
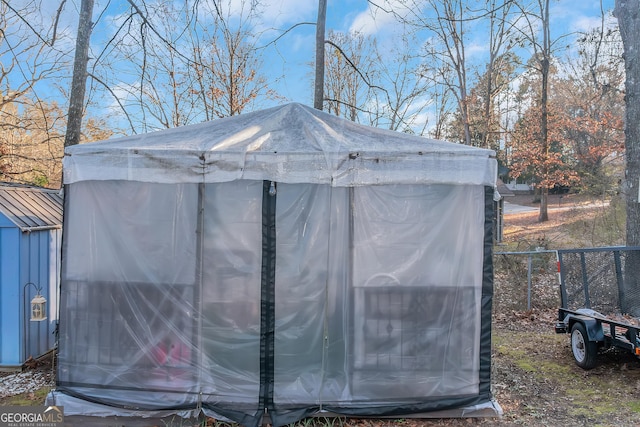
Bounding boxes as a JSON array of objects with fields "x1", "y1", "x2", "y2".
[
  {"x1": 257, "y1": 22, "x2": 316, "y2": 50},
  {"x1": 325, "y1": 40, "x2": 388, "y2": 95},
  {"x1": 87, "y1": 72, "x2": 137, "y2": 134}
]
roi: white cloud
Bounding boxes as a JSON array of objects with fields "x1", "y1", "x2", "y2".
[
  {"x1": 466, "y1": 40, "x2": 489, "y2": 60},
  {"x1": 570, "y1": 16, "x2": 603, "y2": 33},
  {"x1": 348, "y1": 0, "x2": 413, "y2": 37},
  {"x1": 194, "y1": 0, "x2": 318, "y2": 36},
  {"x1": 349, "y1": 6, "x2": 397, "y2": 36},
  {"x1": 258, "y1": 0, "x2": 318, "y2": 27},
  {"x1": 550, "y1": 0, "x2": 616, "y2": 34},
  {"x1": 571, "y1": 11, "x2": 618, "y2": 34}
]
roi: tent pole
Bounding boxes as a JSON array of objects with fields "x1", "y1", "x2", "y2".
[
  {"x1": 318, "y1": 185, "x2": 335, "y2": 410},
  {"x1": 195, "y1": 182, "x2": 205, "y2": 406},
  {"x1": 259, "y1": 180, "x2": 277, "y2": 416},
  {"x1": 348, "y1": 186, "x2": 354, "y2": 389}
]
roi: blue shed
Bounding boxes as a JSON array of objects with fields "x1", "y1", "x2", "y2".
[{"x1": 0, "y1": 183, "x2": 62, "y2": 370}]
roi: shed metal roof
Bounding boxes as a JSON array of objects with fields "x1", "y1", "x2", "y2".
[{"x1": 0, "y1": 183, "x2": 63, "y2": 231}]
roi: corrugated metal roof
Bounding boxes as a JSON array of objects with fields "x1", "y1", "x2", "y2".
[{"x1": 0, "y1": 183, "x2": 63, "y2": 231}]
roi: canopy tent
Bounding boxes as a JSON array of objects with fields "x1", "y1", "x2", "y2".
[{"x1": 48, "y1": 103, "x2": 500, "y2": 426}]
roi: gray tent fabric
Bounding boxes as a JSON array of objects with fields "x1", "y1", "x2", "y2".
[
  {"x1": 48, "y1": 103, "x2": 501, "y2": 426},
  {"x1": 63, "y1": 103, "x2": 496, "y2": 187}
]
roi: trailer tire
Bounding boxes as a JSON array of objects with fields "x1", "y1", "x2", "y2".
[{"x1": 571, "y1": 322, "x2": 598, "y2": 370}]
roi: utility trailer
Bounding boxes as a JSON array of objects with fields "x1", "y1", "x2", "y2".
[
  {"x1": 554, "y1": 247, "x2": 640, "y2": 369},
  {"x1": 555, "y1": 308, "x2": 640, "y2": 369}
]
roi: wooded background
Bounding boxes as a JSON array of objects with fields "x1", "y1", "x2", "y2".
[{"x1": 1, "y1": 0, "x2": 638, "y2": 230}]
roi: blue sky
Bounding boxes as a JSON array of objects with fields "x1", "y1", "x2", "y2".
[
  {"x1": 253, "y1": 0, "x2": 616, "y2": 103},
  {"x1": 10, "y1": 0, "x2": 618, "y2": 132},
  {"x1": 84, "y1": 0, "x2": 618, "y2": 104}
]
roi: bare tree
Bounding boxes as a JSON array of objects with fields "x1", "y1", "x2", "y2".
[
  {"x1": 511, "y1": 0, "x2": 569, "y2": 222},
  {"x1": 0, "y1": 101, "x2": 65, "y2": 187},
  {"x1": 95, "y1": 0, "x2": 274, "y2": 132},
  {"x1": 447, "y1": 53, "x2": 518, "y2": 148},
  {"x1": 90, "y1": 0, "x2": 201, "y2": 131},
  {"x1": 323, "y1": 30, "x2": 378, "y2": 121},
  {"x1": 538, "y1": 0, "x2": 551, "y2": 221},
  {"x1": 0, "y1": 1, "x2": 67, "y2": 111},
  {"x1": 368, "y1": 32, "x2": 434, "y2": 134},
  {"x1": 615, "y1": 0, "x2": 640, "y2": 246},
  {"x1": 417, "y1": 48, "x2": 458, "y2": 140},
  {"x1": 321, "y1": 23, "x2": 436, "y2": 134},
  {"x1": 430, "y1": 78, "x2": 456, "y2": 139},
  {"x1": 380, "y1": 0, "x2": 515, "y2": 144},
  {"x1": 480, "y1": 0, "x2": 519, "y2": 150},
  {"x1": 314, "y1": 0, "x2": 327, "y2": 110},
  {"x1": 201, "y1": 8, "x2": 276, "y2": 118},
  {"x1": 0, "y1": 0, "x2": 76, "y2": 186},
  {"x1": 416, "y1": 0, "x2": 474, "y2": 145}
]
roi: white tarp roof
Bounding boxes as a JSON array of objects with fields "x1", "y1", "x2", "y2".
[{"x1": 64, "y1": 103, "x2": 497, "y2": 187}]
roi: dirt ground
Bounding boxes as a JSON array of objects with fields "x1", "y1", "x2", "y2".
[
  {"x1": 501, "y1": 193, "x2": 622, "y2": 250},
  {"x1": 4, "y1": 194, "x2": 639, "y2": 426}
]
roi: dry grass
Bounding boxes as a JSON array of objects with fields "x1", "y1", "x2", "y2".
[{"x1": 502, "y1": 193, "x2": 624, "y2": 250}]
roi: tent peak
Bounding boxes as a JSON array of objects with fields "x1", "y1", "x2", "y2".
[{"x1": 63, "y1": 103, "x2": 497, "y2": 187}]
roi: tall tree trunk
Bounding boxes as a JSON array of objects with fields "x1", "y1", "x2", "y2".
[
  {"x1": 461, "y1": 95, "x2": 472, "y2": 146},
  {"x1": 483, "y1": 0, "x2": 512, "y2": 151},
  {"x1": 64, "y1": 0, "x2": 94, "y2": 147},
  {"x1": 483, "y1": 6, "x2": 496, "y2": 150},
  {"x1": 538, "y1": 0, "x2": 550, "y2": 222},
  {"x1": 314, "y1": 0, "x2": 327, "y2": 110},
  {"x1": 616, "y1": 0, "x2": 640, "y2": 315},
  {"x1": 616, "y1": 0, "x2": 640, "y2": 245}
]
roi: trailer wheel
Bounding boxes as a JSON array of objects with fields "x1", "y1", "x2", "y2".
[{"x1": 571, "y1": 322, "x2": 597, "y2": 369}]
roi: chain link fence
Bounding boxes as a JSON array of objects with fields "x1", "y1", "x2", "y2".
[
  {"x1": 557, "y1": 247, "x2": 640, "y2": 317},
  {"x1": 494, "y1": 250, "x2": 560, "y2": 312},
  {"x1": 494, "y1": 247, "x2": 640, "y2": 317}
]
